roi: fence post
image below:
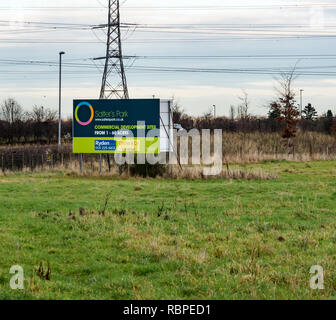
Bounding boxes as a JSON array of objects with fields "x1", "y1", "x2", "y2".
[
  {"x1": 107, "y1": 154, "x2": 111, "y2": 172},
  {"x1": 1, "y1": 154, "x2": 4, "y2": 173},
  {"x1": 11, "y1": 153, "x2": 14, "y2": 171},
  {"x1": 22, "y1": 153, "x2": 24, "y2": 171},
  {"x1": 80, "y1": 154, "x2": 83, "y2": 173},
  {"x1": 99, "y1": 154, "x2": 102, "y2": 174},
  {"x1": 41, "y1": 154, "x2": 44, "y2": 170}
]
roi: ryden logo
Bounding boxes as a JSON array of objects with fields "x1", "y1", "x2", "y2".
[{"x1": 75, "y1": 102, "x2": 94, "y2": 126}]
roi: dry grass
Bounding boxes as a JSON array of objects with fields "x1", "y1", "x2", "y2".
[
  {"x1": 0, "y1": 161, "x2": 277, "y2": 181},
  {"x1": 182, "y1": 131, "x2": 336, "y2": 164},
  {"x1": 170, "y1": 166, "x2": 277, "y2": 180},
  {"x1": 1, "y1": 131, "x2": 336, "y2": 175}
]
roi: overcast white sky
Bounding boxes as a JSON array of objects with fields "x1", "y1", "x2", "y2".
[{"x1": 1, "y1": 0, "x2": 336, "y2": 117}]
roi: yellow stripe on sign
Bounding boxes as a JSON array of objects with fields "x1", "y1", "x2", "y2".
[
  {"x1": 73, "y1": 137, "x2": 160, "y2": 154},
  {"x1": 117, "y1": 140, "x2": 140, "y2": 152}
]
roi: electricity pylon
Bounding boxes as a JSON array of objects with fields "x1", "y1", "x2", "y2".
[{"x1": 95, "y1": 0, "x2": 129, "y2": 99}]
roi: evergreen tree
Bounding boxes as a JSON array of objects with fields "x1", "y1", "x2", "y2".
[
  {"x1": 302, "y1": 103, "x2": 318, "y2": 120},
  {"x1": 268, "y1": 101, "x2": 281, "y2": 119},
  {"x1": 272, "y1": 71, "x2": 300, "y2": 153},
  {"x1": 327, "y1": 110, "x2": 333, "y2": 118}
]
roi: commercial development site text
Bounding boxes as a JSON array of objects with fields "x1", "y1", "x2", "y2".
[{"x1": 78, "y1": 122, "x2": 224, "y2": 176}]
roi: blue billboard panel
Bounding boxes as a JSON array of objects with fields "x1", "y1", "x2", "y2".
[{"x1": 73, "y1": 99, "x2": 160, "y2": 154}]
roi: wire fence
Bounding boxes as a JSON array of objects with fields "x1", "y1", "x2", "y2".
[
  {"x1": 1, "y1": 141, "x2": 336, "y2": 173},
  {"x1": 0, "y1": 147, "x2": 106, "y2": 173}
]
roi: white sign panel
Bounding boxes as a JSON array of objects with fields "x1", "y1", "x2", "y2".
[{"x1": 160, "y1": 99, "x2": 174, "y2": 153}]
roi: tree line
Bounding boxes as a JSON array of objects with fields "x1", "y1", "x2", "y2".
[
  {"x1": 174, "y1": 71, "x2": 336, "y2": 152},
  {"x1": 0, "y1": 98, "x2": 72, "y2": 144},
  {"x1": 0, "y1": 83, "x2": 335, "y2": 146},
  {"x1": 174, "y1": 102, "x2": 335, "y2": 134}
]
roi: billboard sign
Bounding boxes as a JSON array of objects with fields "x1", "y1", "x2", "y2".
[{"x1": 73, "y1": 99, "x2": 160, "y2": 154}]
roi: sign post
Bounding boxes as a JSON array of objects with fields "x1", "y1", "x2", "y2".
[{"x1": 73, "y1": 99, "x2": 161, "y2": 154}]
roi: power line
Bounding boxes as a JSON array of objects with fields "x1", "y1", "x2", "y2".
[
  {"x1": 1, "y1": 20, "x2": 336, "y2": 40},
  {"x1": 3, "y1": 20, "x2": 336, "y2": 29},
  {"x1": 1, "y1": 58, "x2": 336, "y2": 71},
  {"x1": 0, "y1": 4, "x2": 335, "y2": 86},
  {"x1": 1, "y1": 35, "x2": 336, "y2": 44},
  {"x1": 0, "y1": 20, "x2": 93, "y2": 27},
  {"x1": 1, "y1": 4, "x2": 336, "y2": 10},
  {"x1": 1, "y1": 58, "x2": 336, "y2": 76},
  {"x1": 132, "y1": 54, "x2": 336, "y2": 60},
  {"x1": 1, "y1": 55, "x2": 336, "y2": 67}
]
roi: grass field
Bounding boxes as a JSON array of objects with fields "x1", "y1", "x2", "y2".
[{"x1": 0, "y1": 160, "x2": 336, "y2": 300}]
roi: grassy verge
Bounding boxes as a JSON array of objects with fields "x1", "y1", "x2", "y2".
[{"x1": 0, "y1": 160, "x2": 336, "y2": 299}]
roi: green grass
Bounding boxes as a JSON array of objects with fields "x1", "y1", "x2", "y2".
[{"x1": 1, "y1": 160, "x2": 336, "y2": 300}]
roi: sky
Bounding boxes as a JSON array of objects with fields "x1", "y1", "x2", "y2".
[{"x1": 0, "y1": 0, "x2": 336, "y2": 118}]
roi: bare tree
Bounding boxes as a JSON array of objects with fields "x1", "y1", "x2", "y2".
[
  {"x1": 29, "y1": 105, "x2": 45, "y2": 122},
  {"x1": 1, "y1": 98, "x2": 24, "y2": 123},
  {"x1": 202, "y1": 107, "x2": 213, "y2": 120},
  {"x1": 172, "y1": 101, "x2": 185, "y2": 124},
  {"x1": 27, "y1": 105, "x2": 57, "y2": 143},
  {"x1": 237, "y1": 90, "x2": 250, "y2": 120},
  {"x1": 28, "y1": 105, "x2": 57, "y2": 122},
  {"x1": 229, "y1": 105, "x2": 236, "y2": 120},
  {"x1": 236, "y1": 90, "x2": 251, "y2": 135},
  {"x1": 0, "y1": 98, "x2": 24, "y2": 143}
]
